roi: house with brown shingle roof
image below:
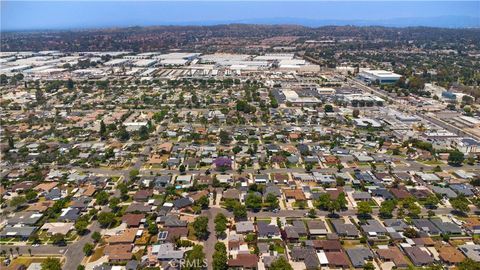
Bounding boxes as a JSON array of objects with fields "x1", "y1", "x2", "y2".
[
  {"x1": 104, "y1": 244, "x2": 133, "y2": 262},
  {"x1": 283, "y1": 189, "x2": 306, "y2": 201},
  {"x1": 438, "y1": 246, "x2": 466, "y2": 265},
  {"x1": 121, "y1": 213, "x2": 145, "y2": 228},
  {"x1": 228, "y1": 254, "x2": 258, "y2": 269},
  {"x1": 376, "y1": 246, "x2": 409, "y2": 268},
  {"x1": 107, "y1": 229, "x2": 138, "y2": 244}
]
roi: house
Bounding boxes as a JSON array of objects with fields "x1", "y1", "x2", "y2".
[
  {"x1": 361, "y1": 220, "x2": 387, "y2": 238},
  {"x1": 438, "y1": 246, "x2": 466, "y2": 265},
  {"x1": 228, "y1": 254, "x2": 258, "y2": 269},
  {"x1": 402, "y1": 246, "x2": 434, "y2": 266},
  {"x1": 383, "y1": 219, "x2": 408, "y2": 232},
  {"x1": 325, "y1": 251, "x2": 351, "y2": 268},
  {"x1": 153, "y1": 243, "x2": 185, "y2": 261},
  {"x1": 154, "y1": 175, "x2": 171, "y2": 188},
  {"x1": 290, "y1": 247, "x2": 320, "y2": 270},
  {"x1": 8, "y1": 212, "x2": 43, "y2": 226},
  {"x1": 104, "y1": 244, "x2": 133, "y2": 262},
  {"x1": 313, "y1": 172, "x2": 336, "y2": 185},
  {"x1": 236, "y1": 221, "x2": 255, "y2": 234},
  {"x1": 346, "y1": 247, "x2": 373, "y2": 268},
  {"x1": 283, "y1": 189, "x2": 306, "y2": 201},
  {"x1": 223, "y1": 188, "x2": 241, "y2": 201},
  {"x1": 306, "y1": 239, "x2": 342, "y2": 252},
  {"x1": 121, "y1": 213, "x2": 145, "y2": 228},
  {"x1": 58, "y1": 207, "x2": 81, "y2": 222},
  {"x1": 411, "y1": 219, "x2": 441, "y2": 235},
  {"x1": 331, "y1": 219, "x2": 359, "y2": 237},
  {"x1": 459, "y1": 244, "x2": 480, "y2": 262},
  {"x1": 254, "y1": 174, "x2": 269, "y2": 184},
  {"x1": 159, "y1": 215, "x2": 187, "y2": 228},
  {"x1": 430, "y1": 219, "x2": 462, "y2": 234},
  {"x1": 172, "y1": 197, "x2": 194, "y2": 209},
  {"x1": 176, "y1": 175, "x2": 192, "y2": 186},
  {"x1": 376, "y1": 246, "x2": 409, "y2": 268},
  {"x1": 107, "y1": 228, "x2": 138, "y2": 244},
  {"x1": 352, "y1": 191, "x2": 371, "y2": 201},
  {"x1": 0, "y1": 226, "x2": 36, "y2": 240},
  {"x1": 133, "y1": 189, "x2": 153, "y2": 202},
  {"x1": 306, "y1": 220, "x2": 328, "y2": 235},
  {"x1": 257, "y1": 221, "x2": 281, "y2": 239},
  {"x1": 126, "y1": 203, "x2": 151, "y2": 213},
  {"x1": 41, "y1": 222, "x2": 74, "y2": 235}
]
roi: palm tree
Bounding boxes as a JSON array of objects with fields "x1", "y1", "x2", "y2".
[
  {"x1": 28, "y1": 248, "x2": 32, "y2": 256},
  {"x1": 15, "y1": 247, "x2": 19, "y2": 255}
]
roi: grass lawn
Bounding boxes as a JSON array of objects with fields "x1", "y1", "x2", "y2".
[
  {"x1": 187, "y1": 224, "x2": 198, "y2": 241},
  {"x1": 6, "y1": 256, "x2": 61, "y2": 270},
  {"x1": 88, "y1": 245, "x2": 105, "y2": 263}
]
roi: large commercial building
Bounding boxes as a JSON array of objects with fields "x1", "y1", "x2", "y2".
[{"x1": 358, "y1": 69, "x2": 402, "y2": 84}]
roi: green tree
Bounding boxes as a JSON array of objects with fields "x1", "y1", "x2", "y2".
[
  {"x1": 83, "y1": 243, "x2": 94, "y2": 256},
  {"x1": 270, "y1": 256, "x2": 293, "y2": 270},
  {"x1": 458, "y1": 258, "x2": 480, "y2": 270},
  {"x1": 25, "y1": 190, "x2": 38, "y2": 202},
  {"x1": 99, "y1": 120, "x2": 107, "y2": 140},
  {"x1": 324, "y1": 104, "x2": 334, "y2": 113},
  {"x1": 450, "y1": 195, "x2": 470, "y2": 214},
  {"x1": 424, "y1": 194, "x2": 440, "y2": 209},
  {"x1": 41, "y1": 257, "x2": 62, "y2": 270},
  {"x1": 10, "y1": 196, "x2": 26, "y2": 209},
  {"x1": 129, "y1": 169, "x2": 140, "y2": 180},
  {"x1": 233, "y1": 204, "x2": 247, "y2": 220},
  {"x1": 357, "y1": 201, "x2": 372, "y2": 217},
  {"x1": 213, "y1": 242, "x2": 228, "y2": 270},
  {"x1": 214, "y1": 213, "x2": 228, "y2": 237},
  {"x1": 183, "y1": 245, "x2": 206, "y2": 270},
  {"x1": 92, "y1": 231, "x2": 101, "y2": 242},
  {"x1": 265, "y1": 193, "x2": 279, "y2": 210},
  {"x1": 245, "y1": 192, "x2": 262, "y2": 211},
  {"x1": 448, "y1": 150, "x2": 465, "y2": 166},
  {"x1": 97, "y1": 212, "x2": 116, "y2": 228},
  {"x1": 75, "y1": 220, "x2": 89, "y2": 235},
  {"x1": 148, "y1": 221, "x2": 159, "y2": 235},
  {"x1": 192, "y1": 216, "x2": 209, "y2": 240},
  {"x1": 95, "y1": 191, "x2": 109, "y2": 205},
  {"x1": 363, "y1": 262, "x2": 375, "y2": 270},
  {"x1": 51, "y1": 233, "x2": 65, "y2": 246}
]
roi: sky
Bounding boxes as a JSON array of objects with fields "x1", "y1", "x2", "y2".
[{"x1": 1, "y1": 1, "x2": 479, "y2": 31}]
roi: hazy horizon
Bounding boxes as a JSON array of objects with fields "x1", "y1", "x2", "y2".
[{"x1": 1, "y1": 1, "x2": 480, "y2": 31}]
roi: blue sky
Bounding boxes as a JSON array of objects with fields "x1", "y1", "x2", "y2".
[{"x1": 1, "y1": 1, "x2": 479, "y2": 31}]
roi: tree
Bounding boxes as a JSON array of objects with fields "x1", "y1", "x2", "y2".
[
  {"x1": 75, "y1": 220, "x2": 89, "y2": 235},
  {"x1": 179, "y1": 164, "x2": 186, "y2": 174},
  {"x1": 83, "y1": 243, "x2": 94, "y2": 256},
  {"x1": 109, "y1": 197, "x2": 121, "y2": 211},
  {"x1": 458, "y1": 258, "x2": 480, "y2": 270},
  {"x1": 129, "y1": 169, "x2": 139, "y2": 180},
  {"x1": 448, "y1": 150, "x2": 465, "y2": 166},
  {"x1": 184, "y1": 245, "x2": 206, "y2": 270},
  {"x1": 379, "y1": 200, "x2": 397, "y2": 219},
  {"x1": 352, "y1": 109, "x2": 360, "y2": 118},
  {"x1": 92, "y1": 231, "x2": 101, "y2": 242},
  {"x1": 424, "y1": 194, "x2": 440, "y2": 209},
  {"x1": 10, "y1": 195, "x2": 26, "y2": 209},
  {"x1": 213, "y1": 242, "x2": 228, "y2": 270},
  {"x1": 25, "y1": 190, "x2": 38, "y2": 202},
  {"x1": 41, "y1": 257, "x2": 62, "y2": 270},
  {"x1": 403, "y1": 227, "x2": 419, "y2": 238},
  {"x1": 219, "y1": 130, "x2": 231, "y2": 145},
  {"x1": 192, "y1": 216, "x2": 209, "y2": 240},
  {"x1": 99, "y1": 120, "x2": 107, "y2": 140},
  {"x1": 116, "y1": 126, "x2": 130, "y2": 141},
  {"x1": 324, "y1": 104, "x2": 334, "y2": 113},
  {"x1": 245, "y1": 192, "x2": 262, "y2": 211},
  {"x1": 95, "y1": 191, "x2": 109, "y2": 205},
  {"x1": 233, "y1": 204, "x2": 247, "y2": 220},
  {"x1": 214, "y1": 213, "x2": 228, "y2": 237},
  {"x1": 77, "y1": 266, "x2": 86, "y2": 270},
  {"x1": 270, "y1": 256, "x2": 293, "y2": 270},
  {"x1": 308, "y1": 208, "x2": 317, "y2": 218},
  {"x1": 138, "y1": 125, "x2": 149, "y2": 140},
  {"x1": 148, "y1": 221, "x2": 159, "y2": 235},
  {"x1": 265, "y1": 193, "x2": 279, "y2": 210},
  {"x1": 51, "y1": 233, "x2": 66, "y2": 246},
  {"x1": 363, "y1": 262, "x2": 375, "y2": 270},
  {"x1": 98, "y1": 212, "x2": 116, "y2": 227},
  {"x1": 450, "y1": 195, "x2": 470, "y2": 214},
  {"x1": 357, "y1": 201, "x2": 372, "y2": 217}
]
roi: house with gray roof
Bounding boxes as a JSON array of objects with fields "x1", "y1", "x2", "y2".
[
  {"x1": 412, "y1": 219, "x2": 441, "y2": 235},
  {"x1": 361, "y1": 220, "x2": 387, "y2": 238},
  {"x1": 236, "y1": 221, "x2": 255, "y2": 234},
  {"x1": 431, "y1": 186, "x2": 457, "y2": 198},
  {"x1": 0, "y1": 226, "x2": 36, "y2": 239},
  {"x1": 331, "y1": 219, "x2": 359, "y2": 237},
  {"x1": 459, "y1": 244, "x2": 480, "y2": 262},
  {"x1": 346, "y1": 247, "x2": 373, "y2": 268},
  {"x1": 430, "y1": 219, "x2": 462, "y2": 234}
]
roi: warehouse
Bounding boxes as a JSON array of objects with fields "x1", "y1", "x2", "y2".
[{"x1": 358, "y1": 69, "x2": 402, "y2": 84}]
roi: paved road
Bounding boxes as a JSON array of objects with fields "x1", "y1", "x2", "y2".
[{"x1": 62, "y1": 220, "x2": 101, "y2": 270}]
